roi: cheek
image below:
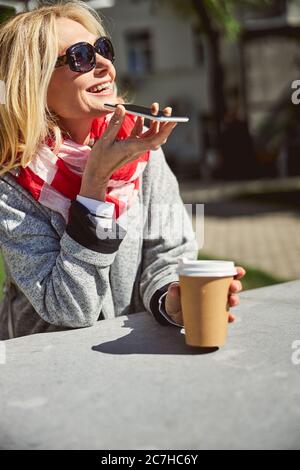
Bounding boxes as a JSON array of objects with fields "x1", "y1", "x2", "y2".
[{"x1": 47, "y1": 71, "x2": 84, "y2": 118}]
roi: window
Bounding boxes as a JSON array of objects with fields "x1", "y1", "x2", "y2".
[{"x1": 126, "y1": 31, "x2": 153, "y2": 76}]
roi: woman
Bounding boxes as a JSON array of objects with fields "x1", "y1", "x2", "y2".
[{"x1": 0, "y1": 1, "x2": 244, "y2": 339}]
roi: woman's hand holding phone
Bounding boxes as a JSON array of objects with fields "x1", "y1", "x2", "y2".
[{"x1": 79, "y1": 102, "x2": 177, "y2": 201}]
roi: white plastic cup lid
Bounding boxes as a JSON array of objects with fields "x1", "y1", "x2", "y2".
[{"x1": 177, "y1": 258, "x2": 237, "y2": 277}]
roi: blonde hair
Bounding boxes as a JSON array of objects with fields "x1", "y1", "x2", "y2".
[{"x1": 0, "y1": 0, "x2": 108, "y2": 176}]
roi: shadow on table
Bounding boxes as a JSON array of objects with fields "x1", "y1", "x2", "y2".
[{"x1": 92, "y1": 316, "x2": 218, "y2": 356}]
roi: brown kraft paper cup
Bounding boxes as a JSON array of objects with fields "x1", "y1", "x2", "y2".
[{"x1": 179, "y1": 274, "x2": 234, "y2": 348}]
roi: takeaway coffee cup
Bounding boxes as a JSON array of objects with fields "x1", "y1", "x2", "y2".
[{"x1": 177, "y1": 259, "x2": 237, "y2": 347}]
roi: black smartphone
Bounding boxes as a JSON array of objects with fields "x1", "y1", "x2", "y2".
[{"x1": 104, "y1": 103, "x2": 189, "y2": 123}]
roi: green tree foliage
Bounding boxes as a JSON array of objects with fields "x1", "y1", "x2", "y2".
[
  {"x1": 159, "y1": 0, "x2": 291, "y2": 40},
  {"x1": 0, "y1": 5, "x2": 16, "y2": 23}
]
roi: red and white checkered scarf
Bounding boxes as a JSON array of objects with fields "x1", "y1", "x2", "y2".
[{"x1": 12, "y1": 113, "x2": 149, "y2": 223}]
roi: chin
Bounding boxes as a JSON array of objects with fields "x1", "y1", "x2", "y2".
[
  {"x1": 86, "y1": 107, "x2": 112, "y2": 118},
  {"x1": 82, "y1": 90, "x2": 117, "y2": 113}
]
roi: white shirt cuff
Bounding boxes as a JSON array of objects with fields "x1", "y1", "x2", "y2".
[
  {"x1": 158, "y1": 291, "x2": 184, "y2": 328},
  {"x1": 76, "y1": 195, "x2": 115, "y2": 229}
]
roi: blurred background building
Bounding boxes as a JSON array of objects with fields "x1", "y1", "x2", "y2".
[
  {"x1": 100, "y1": 0, "x2": 300, "y2": 181},
  {"x1": 105, "y1": 0, "x2": 300, "y2": 181}
]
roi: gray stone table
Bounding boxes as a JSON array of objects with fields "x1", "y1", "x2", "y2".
[{"x1": 1, "y1": 281, "x2": 300, "y2": 450}]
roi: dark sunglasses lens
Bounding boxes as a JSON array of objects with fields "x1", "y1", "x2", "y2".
[
  {"x1": 95, "y1": 37, "x2": 115, "y2": 63},
  {"x1": 69, "y1": 44, "x2": 95, "y2": 72}
]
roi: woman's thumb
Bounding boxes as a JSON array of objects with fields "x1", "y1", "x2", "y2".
[
  {"x1": 165, "y1": 282, "x2": 181, "y2": 314},
  {"x1": 168, "y1": 282, "x2": 180, "y2": 298},
  {"x1": 103, "y1": 105, "x2": 125, "y2": 143}
]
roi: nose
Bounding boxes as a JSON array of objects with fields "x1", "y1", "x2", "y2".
[{"x1": 94, "y1": 51, "x2": 114, "y2": 71}]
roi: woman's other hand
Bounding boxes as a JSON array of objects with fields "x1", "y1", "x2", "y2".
[{"x1": 165, "y1": 267, "x2": 246, "y2": 326}]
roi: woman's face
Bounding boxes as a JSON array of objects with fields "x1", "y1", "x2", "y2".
[{"x1": 47, "y1": 18, "x2": 117, "y2": 120}]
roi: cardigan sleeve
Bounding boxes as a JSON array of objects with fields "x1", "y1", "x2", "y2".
[{"x1": 0, "y1": 182, "x2": 126, "y2": 329}]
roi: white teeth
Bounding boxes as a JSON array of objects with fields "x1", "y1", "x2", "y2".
[{"x1": 87, "y1": 82, "x2": 112, "y2": 93}]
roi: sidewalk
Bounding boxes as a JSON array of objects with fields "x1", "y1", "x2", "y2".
[{"x1": 179, "y1": 178, "x2": 300, "y2": 281}]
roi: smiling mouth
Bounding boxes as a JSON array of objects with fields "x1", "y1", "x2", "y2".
[{"x1": 86, "y1": 81, "x2": 113, "y2": 94}]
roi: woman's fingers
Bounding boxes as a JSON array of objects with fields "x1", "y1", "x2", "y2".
[
  {"x1": 111, "y1": 103, "x2": 177, "y2": 166},
  {"x1": 150, "y1": 102, "x2": 160, "y2": 134},
  {"x1": 145, "y1": 121, "x2": 177, "y2": 150},
  {"x1": 116, "y1": 120, "x2": 177, "y2": 163},
  {"x1": 139, "y1": 103, "x2": 175, "y2": 138},
  {"x1": 86, "y1": 102, "x2": 176, "y2": 186},
  {"x1": 151, "y1": 102, "x2": 159, "y2": 112},
  {"x1": 229, "y1": 294, "x2": 239, "y2": 307},
  {"x1": 229, "y1": 280, "x2": 242, "y2": 294},
  {"x1": 235, "y1": 266, "x2": 246, "y2": 280},
  {"x1": 130, "y1": 116, "x2": 144, "y2": 138},
  {"x1": 163, "y1": 106, "x2": 172, "y2": 116},
  {"x1": 160, "y1": 106, "x2": 173, "y2": 131},
  {"x1": 101, "y1": 105, "x2": 126, "y2": 144},
  {"x1": 133, "y1": 120, "x2": 177, "y2": 151},
  {"x1": 137, "y1": 103, "x2": 159, "y2": 139},
  {"x1": 228, "y1": 313, "x2": 235, "y2": 323}
]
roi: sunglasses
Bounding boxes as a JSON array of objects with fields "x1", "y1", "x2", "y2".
[{"x1": 55, "y1": 36, "x2": 115, "y2": 73}]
